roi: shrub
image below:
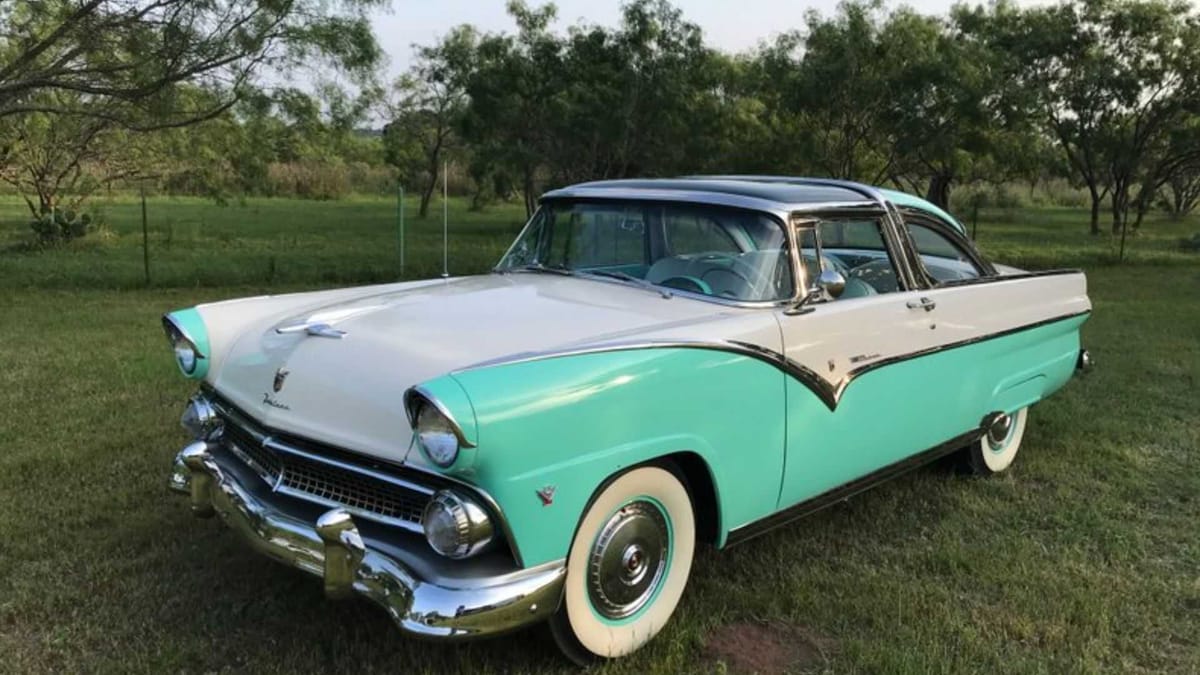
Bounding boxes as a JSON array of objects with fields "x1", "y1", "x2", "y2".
[
  {"x1": 28, "y1": 207, "x2": 104, "y2": 244},
  {"x1": 1178, "y1": 233, "x2": 1200, "y2": 253},
  {"x1": 266, "y1": 161, "x2": 352, "y2": 200}
]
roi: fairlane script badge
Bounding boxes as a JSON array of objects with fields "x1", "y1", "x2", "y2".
[{"x1": 262, "y1": 393, "x2": 290, "y2": 410}]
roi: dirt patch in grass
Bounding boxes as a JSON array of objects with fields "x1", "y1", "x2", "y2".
[{"x1": 703, "y1": 621, "x2": 838, "y2": 674}]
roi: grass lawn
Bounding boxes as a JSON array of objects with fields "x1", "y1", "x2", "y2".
[{"x1": 0, "y1": 196, "x2": 1197, "y2": 673}]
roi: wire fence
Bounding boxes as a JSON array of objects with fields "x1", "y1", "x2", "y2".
[{"x1": 0, "y1": 179, "x2": 1196, "y2": 292}]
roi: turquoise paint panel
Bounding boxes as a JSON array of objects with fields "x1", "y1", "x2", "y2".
[
  {"x1": 167, "y1": 307, "x2": 210, "y2": 380},
  {"x1": 881, "y1": 188, "x2": 966, "y2": 235},
  {"x1": 432, "y1": 314, "x2": 1085, "y2": 568},
  {"x1": 449, "y1": 348, "x2": 787, "y2": 567},
  {"x1": 778, "y1": 315, "x2": 1085, "y2": 506}
]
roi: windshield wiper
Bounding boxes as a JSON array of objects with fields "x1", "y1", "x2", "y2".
[
  {"x1": 516, "y1": 263, "x2": 574, "y2": 276},
  {"x1": 585, "y1": 270, "x2": 673, "y2": 299}
]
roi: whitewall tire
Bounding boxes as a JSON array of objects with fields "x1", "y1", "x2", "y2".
[
  {"x1": 965, "y1": 407, "x2": 1029, "y2": 475},
  {"x1": 550, "y1": 465, "x2": 696, "y2": 664}
]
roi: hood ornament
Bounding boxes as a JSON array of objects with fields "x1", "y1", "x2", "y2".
[{"x1": 276, "y1": 321, "x2": 346, "y2": 339}]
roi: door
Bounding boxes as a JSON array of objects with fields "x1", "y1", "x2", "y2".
[
  {"x1": 776, "y1": 215, "x2": 945, "y2": 507},
  {"x1": 774, "y1": 211, "x2": 1089, "y2": 510}
]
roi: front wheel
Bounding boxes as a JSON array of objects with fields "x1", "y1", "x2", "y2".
[
  {"x1": 964, "y1": 407, "x2": 1029, "y2": 475},
  {"x1": 550, "y1": 465, "x2": 695, "y2": 664}
]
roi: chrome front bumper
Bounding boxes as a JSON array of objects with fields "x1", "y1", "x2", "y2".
[{"x1": 169, "y1": 441, "x2": 565, "y2": 639}]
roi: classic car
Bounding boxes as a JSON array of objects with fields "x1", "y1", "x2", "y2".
[{"x1": 164, "y1": 177, "x2": 1092, "y2": 663}]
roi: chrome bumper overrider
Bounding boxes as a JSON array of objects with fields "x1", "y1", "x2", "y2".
[{"x1": 169, "y1": 441, "x2": 565, "y2": 639}]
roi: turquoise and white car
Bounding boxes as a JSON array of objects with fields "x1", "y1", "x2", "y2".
[{"x1": 164, "y1": 177, "x2": 1092, "y2": 663}]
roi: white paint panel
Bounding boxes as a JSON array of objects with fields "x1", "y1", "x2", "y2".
[
  {"x1": 202, "y1": 274, "x2": 779, "y2": 464},
  {"x1": 777, "y1": 273, "x2": 1090, "y2": 386}
]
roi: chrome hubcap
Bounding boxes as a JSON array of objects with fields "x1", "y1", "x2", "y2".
[
  {"x1": 987, "y1": 412, "x2": 1013, "y2": 451},
  {"x1": 587, "y1": 500, "x2": 669, "y2": 620}
]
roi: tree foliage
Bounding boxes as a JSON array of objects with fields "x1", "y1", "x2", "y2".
[
  {"x1": 4, "y1": 0, "x2": 1200, "y2": 239},
  {"x1": 0, "y1": 0, "x2": 384, "y2": 126}
]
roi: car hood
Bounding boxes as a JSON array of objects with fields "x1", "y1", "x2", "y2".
[{"x1": 210, "y1": 273, "x2": 773, "y2": 465}]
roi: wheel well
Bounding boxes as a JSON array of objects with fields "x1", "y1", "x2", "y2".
[{"x1": 662, "y1": 451, "x2": 720, "y2": 546}]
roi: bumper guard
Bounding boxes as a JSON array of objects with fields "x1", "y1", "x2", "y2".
[{"x1": 170, "y1": 441, "x2": 564, "y2": 639}]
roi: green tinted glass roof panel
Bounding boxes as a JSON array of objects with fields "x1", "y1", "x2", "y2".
[{"x1": 880, "y1": 189, "x2": 966, "y2": 234}]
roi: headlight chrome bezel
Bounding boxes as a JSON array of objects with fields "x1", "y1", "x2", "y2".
[
  {"x1": 403, "y1": 386, "x2": 476, "y2": 470},
  {"x1": 422, "y1": 489, "x2": 495, "y2": 559},
  {"x1": 162, "y1": 311, "x2": 209, "y2": 379}
]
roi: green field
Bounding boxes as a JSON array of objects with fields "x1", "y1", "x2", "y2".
[{"x1": 1, "y1": 197, "x2": 1198, "y2": 673}]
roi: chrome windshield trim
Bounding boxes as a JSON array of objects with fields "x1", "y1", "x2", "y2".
[
  {"x1": 494, "y1": 198, "x2": 802, "y2": 307},
  {"x1": 539, "y1": 186, "x2": 795, "y2": 217}
]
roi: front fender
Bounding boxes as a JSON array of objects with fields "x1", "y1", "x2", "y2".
[{"x1": 442, "y1": 347, "x2": 787, "y2": 567}]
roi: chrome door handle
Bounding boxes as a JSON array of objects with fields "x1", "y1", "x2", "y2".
[{"x1": 906, "y1": 297, "x2": 936, "y2": 312}]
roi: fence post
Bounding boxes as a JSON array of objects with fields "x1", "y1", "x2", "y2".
[
  {"x1": 441, "y1": 160, "x2": 448, "y2": 278},
  {"x1": 397, "y1": 182, "x2": 405, "y2": 277},
  {"x1": 141, "y1": 185, "x2": 151, "y2": 286}
]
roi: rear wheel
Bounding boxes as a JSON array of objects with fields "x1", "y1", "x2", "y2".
[
  {"x1": 964, "y1": 407, "x2": 1029, "y2": 475},
  {"x1": 550, "y1": 465, "x2": 695, "y2": 664}
]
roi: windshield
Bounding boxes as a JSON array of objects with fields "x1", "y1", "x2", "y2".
[{"x1": 496, "y1": 200, "x2": 794, "y2": 302}]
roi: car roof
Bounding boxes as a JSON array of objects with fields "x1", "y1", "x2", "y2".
[{"x1": 542, "y1": 176, "x2": 966, "y2": 235}]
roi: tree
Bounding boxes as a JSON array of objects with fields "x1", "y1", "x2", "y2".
[
  {"x1": 0, "y1": 91, "x2": 146, "y2": 216},
  {"x1": 958, "y1": 0, "x2": 1200, "y2": 235},
  {"x1": 459, "y1": 1, "x2": 570, "y2": 216},
  {"x1": 879, "y1": 9, "x2": 998, "y2": 208},
  {"x1": 383, "y1": 27, "x2": 475, "y2": 218},
  {"x1": 0, "y1": 0, "x2": 384, "y2": 127},
  {"x1": 788, "y1": 1, "x2": 896, "y2": 182}
]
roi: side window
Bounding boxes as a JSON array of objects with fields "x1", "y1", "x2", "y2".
[
  {"x1": 906, "y1": 222, "x2": 983, "y2": 282},
  {"x1": 798, "y1": 218, "x2": 901, "y2": 300},
  {"x1": 664, "y1": 213, "x2": 740, "y2": 255}
]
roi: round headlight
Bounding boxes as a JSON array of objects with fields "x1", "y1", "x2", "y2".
[
  {"x1": 180, "y1": 394, "x2": 221, "y2": 439},
  {"x1": 174, "y1": 341, "x2": 198, "y2": 374},
  {"x1": 416, "y1": 403, "x2": 460, "y2": 467},
  {"x1": 422, "y1": 490, "x2": 494, "y2": 558}
]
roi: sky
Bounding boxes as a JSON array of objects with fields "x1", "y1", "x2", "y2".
[{"x1": 367, "y1": 0, "x2": 1014, "y2": 80}]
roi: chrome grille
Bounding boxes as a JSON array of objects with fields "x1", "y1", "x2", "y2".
[
  {"x1": 277, "y1": 451, "x2": 427, "y2": 524},
  {"x1": 212, "y1": 400, "x2": 431, "y2": 531},
  {"x1": 226, "y1": 425, "x2": 283, "y2": 484}
]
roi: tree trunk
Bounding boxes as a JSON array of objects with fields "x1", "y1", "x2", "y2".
[
  {"x1": 925, "y1": 172, "x2": 952, "y2": 210},
  {"x1": 1088, "y1": 185, "x2": 1101, "y2": 235},
  {"x1": 1111, "y1": 185, "x2": 1128, "y2": 236},
  {"x1": 419, "y1": 175, "x2": 436, "y2": 219},
  {"x1": 522, "y1": 166, "x2": 536, "y2": 218}
]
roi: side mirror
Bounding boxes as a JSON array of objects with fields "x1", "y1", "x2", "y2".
[
  {"x1": 786, "y1": 269, "x2": 848, "y2": 315},
  {"x1": 816, "y1": 269, "x2": 846, "y2": 299}
]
